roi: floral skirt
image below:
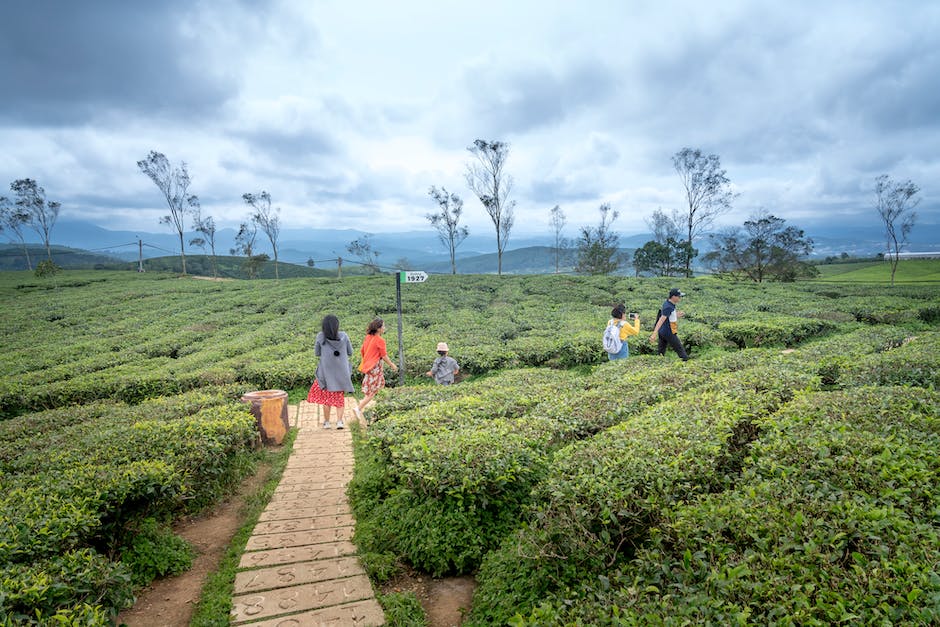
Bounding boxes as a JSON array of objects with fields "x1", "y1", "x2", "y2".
[
  {"x1": 360, "y1": 363, "x2": 385, "y2": 396},
  {"x1": 307, "y1": 380, "x2": 345, "y2": 408}
]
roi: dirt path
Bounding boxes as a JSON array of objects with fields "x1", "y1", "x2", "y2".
[
  {"x1": 116, "y1": 463, "x2": 273, "y2": 626},
  {"x1": 116, "y1": 410, "x2": 476, "y2": 626}
]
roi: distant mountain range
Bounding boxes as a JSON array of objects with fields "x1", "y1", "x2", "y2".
[{"x1": 3, "y1": 219, "x2": 938, "y2": 274}]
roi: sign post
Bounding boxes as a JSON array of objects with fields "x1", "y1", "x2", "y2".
[{"x1": 395, "y1": 271, "x2": 428, "y2": 377}]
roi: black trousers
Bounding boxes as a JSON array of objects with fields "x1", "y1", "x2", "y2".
[{"x1": 658, "y1": 332, "x2": 689, "y2": 361}]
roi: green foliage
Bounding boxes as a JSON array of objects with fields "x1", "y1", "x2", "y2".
[
  {"x1": 378, "y1": 591, "x2": 427, "y2": 626},
  {"x1": 1, "y1": 269, "x2": 938, "y2": 622},
  {"x1": 0, "y1": 549, "x2": 133, "y2": 625},
  {"x1": 478, "y1": 381, "x2": 939, "y2": 625},
  {"x1": 33, "y1": 259, "x2": 61, "y2": 277},
  {"x1": 0, "y1": 385, "x2": 258, "y2": 620},
  {"x1": 718, "y1": 314, "x2": 833, "y2": 348},
  {"x1": 119, "y1": 518, "x2": 194, "y2": 586}
]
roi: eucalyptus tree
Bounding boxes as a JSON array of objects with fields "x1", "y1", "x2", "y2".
[
  {"x1": 243, "y1": 191, "x2": 281, "y2": 279},
  {"x1": 189, "y1": 202, "x2": 219, "y2": 278},
  {"x1": 704, "y1": 210, "x2": 816, "y2": 282},
  {"x1": 11, "y1": 178, "x2": 59, "y2": 261},
  {"x1": 672, "y1": 148, "x2": 735, "y2": 277},
  {"x1": 636, "y1": 208, "x2": 689, "y2": 276},
  {"x1": 347, "y1": 235, "x2": 380, "y2": 275},
  {"x1": 874, "y1": 174, "x2": 919, "y2": 286},
  {"x1": 575, "y1": 203, "x2": 625, "y2": 275},
  {"x1": 137, "y1": 151, "x2": 198, "y2": 274},
  {"x1": 1, "y1": 195, "x2": 32, "y2": 269},
  {"x1": 646, "y1": 207, "x2": 682, "y2": 245},
  {"x1": 549, "y1": 205, "x2": 568, "y2": 273},
  {"x1": 231, "y1": 221, "x2": 268, "y2": 279},
  {"x1": 465, "y1": 139, "x2": 515, "y2": 275},
  {"x1": 427, "y1": 186, "x2": 469, "y2": 275}
]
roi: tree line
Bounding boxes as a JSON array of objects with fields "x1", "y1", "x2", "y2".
[{"x1": 2, "y1": 145, "x2": 923, "y2": 284}]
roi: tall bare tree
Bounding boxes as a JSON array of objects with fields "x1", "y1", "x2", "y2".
[
  {"x1": 137, "y1": 151, "x2": 198, "y2": 274},
  {"x1": 549, "y1": 205, "x2": 568, "y2": 273},
  {"x1": 645, "y1": 207, "x2": 682, "y2": 245},
  {"x1": 11, "y1": 178, "x2": 59, "y2": 261},
  {"x1": 189, "y1": 201, "x2": 219, "y2": 278},
  {"x1": 1, "y1": 195, "x2": 32, "y2": 269},
  {"x1": 243, "y1": 191, "x2": 281, "y2": 279},
  {"x1": 231, "y1": 221, "x2": 268, "y2": 279},
  {"x1": 703, "y1": 210, "x2": 815, "y2": 282},
  {"x1": 874, "y1": 174, "x2": 919, "y2": 286},
  {"x1": 673, "y1": 148, "x2": 735, "y2": 277},
  {"x1": 427, "y1": 186, "x2": 469, "y2": 275},
  {"x1": 575, "y1": 203, "x2": 625, "y2": 275},
  {"x1": 465, "y1": 139, "x2": 515, "y2": 275},
  {"x1": 347, "y1": 235, "x2": 381, "y2": 275}
]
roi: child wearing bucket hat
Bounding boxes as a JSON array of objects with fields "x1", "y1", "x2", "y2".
[{"x1": 426, "y1": 341, "x2": 460, "y2": 385}]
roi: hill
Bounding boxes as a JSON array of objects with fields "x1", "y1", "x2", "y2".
[
  {"x1": 426, "y1": 246, "x2": 582, "y2": 274},
  {"x1": 813, "y1": 258, "x2": 940, "y2": 283},
  {"x1": 0, "y1": 244, "x2": 123, "y2": 271}
]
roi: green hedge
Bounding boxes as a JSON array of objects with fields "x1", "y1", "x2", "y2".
[
  {"x1": 529, "y1": 386, "x2": 940, "y2": 625},
  {"x1": 469, "y1": 379, "x2": 798, "y2": 625},
  {"x1": 0, "y1": 386, "x2": 259, "y2": 622}
]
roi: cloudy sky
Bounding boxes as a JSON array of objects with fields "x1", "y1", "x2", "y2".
[{"x1": 1, "y1": 0, "x2": 937, "y2": 241}]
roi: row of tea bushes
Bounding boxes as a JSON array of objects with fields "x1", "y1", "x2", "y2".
[
  {"x1": 506, "y1": 385, "x2": 939, "y2": 625},
  {"x1": 8, "y1": 271, "x2": 939, "y2": 418},
  {"x1": 465, "y1": 361, "x2": 819, "y2": 624},
  {"x1": 462, "y1": 342, "x2": 939, "y2": 624},
  {"x1": 0, "y1": 386, "x2": 258, "y2": 624},
  {"x1": 350, "y1": 369, "x2": 578, "y2": 575},
  {"x1": 349, "y1": 355, "x2": 818, "y2": 580},
  {"x1": 349, "y1": 326, "x2": 938, "y2": 623}
]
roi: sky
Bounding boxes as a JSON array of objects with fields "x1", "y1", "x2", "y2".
[{"x1": 1, "y1": 0, "x2": 938, "y2": 242}]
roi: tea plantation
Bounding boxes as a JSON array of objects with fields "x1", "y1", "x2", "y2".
[{"x1": 0, "y1": 269, "x2": 937, "y2": 624}]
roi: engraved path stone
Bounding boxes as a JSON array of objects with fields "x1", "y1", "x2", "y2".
[{"x1": 232, "y1": 400, "x2": 385, "y2": 625}]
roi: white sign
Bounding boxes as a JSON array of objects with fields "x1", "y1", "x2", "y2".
[{"x1": 401, "y1": 271, "x2": 428, "y2": 283}]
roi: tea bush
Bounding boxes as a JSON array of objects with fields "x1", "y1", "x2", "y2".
[
  {"x1": 119, "y1": 517, "x2": 194, "y2": 586},
  {"x1": 469, "y1": 377, "x2": 804, "y2": 625},
  {"x1": 521, "y1": 386, "x2": 939, "y2": 625},
  {"x1": 0, "y1": 385, "x2": 258, "y2": 621},
  {"x1": 0, "y1": 549, "x2": 133, "y2": 625},
  {"x1": 2, "y1": 270, "x2": 938, "y2": 621},
  {"x1": 718, "y1": 314, "x2": 834, "y2": 348}
]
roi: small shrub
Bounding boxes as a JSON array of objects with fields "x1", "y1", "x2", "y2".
[
  {"x1": 119, "y1": 517, "x2": 194, "y2": 586},
  {"x1": 34, "y1": 260, "x2": 62, "y2": 278},
  {"x1": 378, "y1": 591, "x2": 427, "y2": 626},
  {"x1": 0, "y1": 549, "x2": 133, "y2": 625}
]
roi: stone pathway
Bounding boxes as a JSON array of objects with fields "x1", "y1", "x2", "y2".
[{"x1": 230, "y1": 400, "x2": 385, "y2": 625}]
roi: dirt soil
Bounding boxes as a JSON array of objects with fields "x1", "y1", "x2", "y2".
[
  {"x1": 116, "y1": 463, "x2": 477, "y2": 626},
  {"x1": 383, "y1": 569, "x2": 478, "y2": 627},
  {"x1": 115, "y1": 463, "x2": 273, "y2": 627}
]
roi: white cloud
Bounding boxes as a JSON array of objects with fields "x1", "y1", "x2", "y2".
[{"x1": 1, "y1": 0, "x2": 937, "y2": 244}]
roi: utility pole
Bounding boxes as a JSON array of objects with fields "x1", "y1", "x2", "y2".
[
  {"x1": 138, "y1": 239, "x2": 145, "y2": 272},
  {"x1": 337, "y1": 256, "x2": 342, "y2": 279}
]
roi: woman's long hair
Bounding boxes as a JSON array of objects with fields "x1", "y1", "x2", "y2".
[
  {"x1": 321, "y1": 314, "x2": 340, "y2": 340},
  {"x1": 366, "y1": 317, "x2": 384, "y2": 335}
]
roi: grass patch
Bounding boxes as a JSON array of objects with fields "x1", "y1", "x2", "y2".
[
  {"x1": 813, "y1": 258, "x2": 940, "y2": 283},
  {"x1": 189, "y1": 428, "x2": 297, "y2": 626}
]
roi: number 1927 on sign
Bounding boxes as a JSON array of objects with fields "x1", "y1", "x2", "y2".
[{"x1": 400, "y1": 271, "x2": 428, "y2": 283}]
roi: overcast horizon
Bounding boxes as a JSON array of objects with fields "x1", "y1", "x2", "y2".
[{"x1": 2, "y1": 0, "x2": 938, "y2": 242}]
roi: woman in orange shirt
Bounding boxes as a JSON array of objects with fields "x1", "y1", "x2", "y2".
[{"x1": 353, "y1": 317, "x2": 398, "y2": 422}]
